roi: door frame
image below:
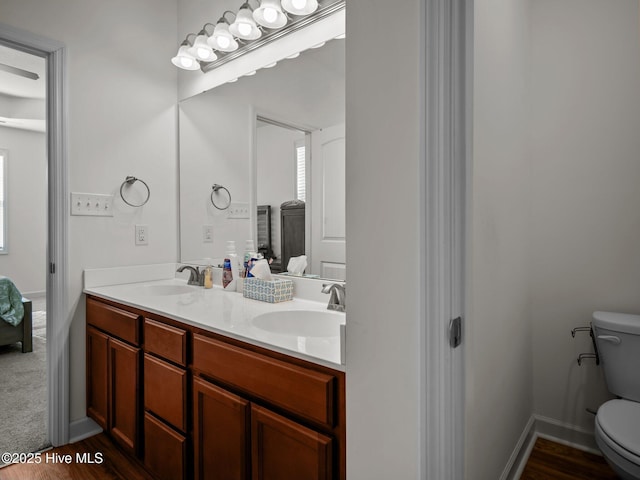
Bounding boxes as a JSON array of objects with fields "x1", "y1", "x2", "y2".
[
  {"x1": 0, "y1": 23, "x2": 69, "y2": 447},
  {"x1": 421, "y1": 0, "x2": 468, "y2": 477},
  {"x1": 251, "y1": 111, "x2": 314, "y2": 265}
]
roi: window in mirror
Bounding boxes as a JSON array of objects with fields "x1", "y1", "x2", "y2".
[{"x1": 295, "y1": 139, "x2": 306, "y2": 202}]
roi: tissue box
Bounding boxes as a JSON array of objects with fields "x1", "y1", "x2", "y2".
[{"x1": 243, "y1": 277, "x2": 293, "y2": 303}]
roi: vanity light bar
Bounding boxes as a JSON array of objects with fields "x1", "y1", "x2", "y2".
[{"x1": 173, "y1": 0, "x2": 344, "y2": 72}]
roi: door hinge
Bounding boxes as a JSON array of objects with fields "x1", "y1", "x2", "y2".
[
  {"x1": 449, "y1": 316, "x2": 462, "y2": 348},
  {"x1": 50, "y1": 262, "x2": 56, "y2": 274}
]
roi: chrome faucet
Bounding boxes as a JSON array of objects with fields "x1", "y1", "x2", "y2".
[
  {"x1": 322, "y1": 283, "x2": 345, "y2": 312},
  {"x1": 177, "y1": 265, "x2": 204, "y2": 286}
]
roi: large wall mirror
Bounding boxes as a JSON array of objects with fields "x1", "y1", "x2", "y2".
[{"x1": 178, "y1": 37, "x2": 345, "y2": 280}]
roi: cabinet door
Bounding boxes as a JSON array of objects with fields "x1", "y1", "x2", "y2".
[
  {"x1": 109, "y1": 337, "x2": 140, "y2": 455},
  {"x1": 86, "y1": 326, "x2": 109, "y2": 430},
  {"x1": 193, "y1": 377, "x2": 250, "y2": 480},
  {"x1": 251, "y1": 404, "x2": 333, "y2": 480}
]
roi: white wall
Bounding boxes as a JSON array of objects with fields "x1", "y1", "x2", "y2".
[
  {"x1": 0, "y1": 127, "x2": 46, "y2": 294},
  {"x1": 467, "y1": 0, "x2": 533, "y2": 478},
  {"x1": 0, "y1": 0, "x2": 178, "y2": 422},
  {"x1": 345, "y1": 0, "x2": 423, "y2": 477},
  {"x1": 530, "y1": 0, "x2": 640, "y2": 434}
]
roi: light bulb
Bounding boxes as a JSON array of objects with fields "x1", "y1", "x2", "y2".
[
  {"x1": 180, "y1": 57, "x2": 195, "y2": 69},
  {"x1": 292, "y1": 0, "x2": 307, "y2": 9},
  {"x1": 263, "y1": 7, "x2": 278, "y2": 23},
  {"x1": 172, "y1": 45, "x2": 200, "y2": 70},
  {"x1": 237, "y1": 22, "x2": 252, "y2": 37},
  {"x1": 217, "y1": 36, "x2": 230, "y2": 49},
  {"x1": 196, "y1": 47, "x2": 210, "y2": 60}
]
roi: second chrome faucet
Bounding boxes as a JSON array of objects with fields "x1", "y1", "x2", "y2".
[{"x1": 322, "y1": 283, "x2": 346, "y2": 312}]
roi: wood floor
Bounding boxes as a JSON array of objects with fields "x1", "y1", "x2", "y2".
[
  {"x1": 0, "y1": 434, "x2": 153, "y2": 480},
  {"x1": 0, "y1": 433, "x2": 621, "y2": 480},
  {"x1": 521, "y1": 437, "x2": 619, "y2": 480}
]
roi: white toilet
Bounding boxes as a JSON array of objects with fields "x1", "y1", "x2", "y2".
[{"x1": 593, "y1": 311, "x2": 640, "y2": 480}]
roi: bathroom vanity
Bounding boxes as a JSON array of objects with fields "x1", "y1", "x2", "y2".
[{"x1": 84, "y1": 279, "x2": 345, "y2": 480}]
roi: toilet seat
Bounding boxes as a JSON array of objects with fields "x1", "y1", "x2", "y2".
[
  {"x1": 596, "y1": 399, "x2": 640, "y2": 479},
  {"x1": 597, "y1": 399, "x2": 640, "y2": 460}
]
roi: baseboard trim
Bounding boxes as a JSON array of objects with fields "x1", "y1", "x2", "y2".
[
  {"x1": 500, "y1": 415, "x2": 536, "y2": 480},
  {"x1": 501, "y1": 414, "x2": 599, "y2": 480},
  {"x1": 68, "y1": 417, "x2": 102, "y2": 444},
  {"x1": 22, "y1": 290, "x2": 46, "y2": 299},
  {"x1": 534, "y1": 414, "x2": 599, "y2": 454}
]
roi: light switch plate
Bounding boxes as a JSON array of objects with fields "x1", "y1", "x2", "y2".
[
  {"x1": 70, "y1": 193, "x2": 114, "y2": 216},
  {"x1": 228, "y1": 202, "x2": 249, "y2": 219}
]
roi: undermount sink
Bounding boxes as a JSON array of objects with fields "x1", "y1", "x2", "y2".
[
  {"x1": 251, "y1": 310, "x2": 345, "y2": 338},
  {"x1": 133, "y1": 284, "x2": 198, "y2": 296}
]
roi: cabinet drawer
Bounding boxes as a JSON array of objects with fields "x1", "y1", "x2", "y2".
[
  {"x1": 193, "y1": 333, "x2": 336, "y2": 426},
  {"x1": 87, "y1": 297, "x2": 140, "y2": 346},
  {"x1": 144, "y1": 318, "x2": 187, "y2": 366},
  {"x1": 144, "y1": 412, "x2": 186, "y2": 480},
  {"x1": 144, "y1": 354, "x2": 187, "y2": 432}
]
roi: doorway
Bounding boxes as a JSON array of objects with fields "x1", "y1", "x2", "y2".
[
  {"x1": 0, "y1": 22, "x2": 69, "y2": 449},
  {"x1": 0, "y1": 44, "x2": 48, "y2": 457}
]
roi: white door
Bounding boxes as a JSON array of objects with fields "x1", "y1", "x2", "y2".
[{"x1": 310, "y1": 124, "x2": 345, "y2": 280}]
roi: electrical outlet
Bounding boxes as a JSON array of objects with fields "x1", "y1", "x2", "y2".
[
  {"x1": 228, "y1": 202, "x2": 250, "y2": 219},
  {"x1": 135, "y1": 225, "x2": 148, "y2": 245},
  {"x1": 70, "y1": 193, "x2": 114, "y2": 216},
  {"x1": 203, "y1": 224, "x2": 213, "y2": 243}
]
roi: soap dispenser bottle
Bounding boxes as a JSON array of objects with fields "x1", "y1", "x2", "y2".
[{"x1": 203, "y1": 258, "x2": 213, "y2": 289}]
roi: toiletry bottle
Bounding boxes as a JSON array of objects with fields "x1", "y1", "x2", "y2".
[
  {"x1": 243, "y1": 240, "x2": 256, "y2": 278},
  {"x1": 222, "y1": 258, "x2": 232, "y2": 288},
  {"x1": 225, "y1": 241, "x2": 239, "y2": 291},
  {"x1": 203, "y1": 258, "x2": 213, "y2": 289}
]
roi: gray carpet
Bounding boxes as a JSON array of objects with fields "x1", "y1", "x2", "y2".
[{"x1": 0, "y1": 316, "x2": 49, "y2": 463}]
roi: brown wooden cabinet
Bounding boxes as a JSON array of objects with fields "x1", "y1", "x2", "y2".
[
  {"x1": 86, "y1": 298, "x2": 141, "y2": 456},
  {"x1": 193, "y1": 377, "x2": 250, "y2": 480},
  {"x1": 143, "y1": 319, "x2": 188, "y2": 480},
  {"x1": 86, "y1": 326, "x2": 108, "y2": 430},
  {"x1": 144, "y1": 412, "x2": 187, "y2": 480},
  {"x1": 193, "y1": 376, "x2": 333, "y2": 480},
  {"x1": 192, "y1": 332, "x2": 341, "y2": 480},
  {"x1": 251, "y1": 404, "x2": 333, "y2": 480},
  {"x1": 108, "y1": 337, "x2": 141, "y2": 453},
  {"x1": 86, "y1": 296, "x2": 345, "y2": 480}
]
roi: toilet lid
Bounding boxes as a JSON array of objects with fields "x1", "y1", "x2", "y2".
[{"x1": 597, "y1": 399, "x2": 640, "y2": 458}]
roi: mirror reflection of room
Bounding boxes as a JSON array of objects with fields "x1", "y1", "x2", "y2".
[{"x1": 179, "y1": 36, "x2": 345, "y2": 280}]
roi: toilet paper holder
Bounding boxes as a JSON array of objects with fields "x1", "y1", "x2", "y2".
[{"x1": 571, "y1": 324, "x2": 600, "y2": 366}]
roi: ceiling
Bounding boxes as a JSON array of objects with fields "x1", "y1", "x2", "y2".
[
  {"x1": 0, "y1": 45, "x2": 46, "y2": 133},
  {"x1": 0, "y1": 45, "x2": 46, "y2": 99}
]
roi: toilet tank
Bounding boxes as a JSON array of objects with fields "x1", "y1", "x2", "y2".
[{"x1": 593, "y1": 311, "x2": 640, "y2": 402}]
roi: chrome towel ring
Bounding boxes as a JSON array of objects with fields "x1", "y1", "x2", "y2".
[
  {"x1": 211, "y1": 184, "x2": 231, "y2": 210},
  {"x1": 120, "y1": 176, "x2": 150, "y2": 207}
]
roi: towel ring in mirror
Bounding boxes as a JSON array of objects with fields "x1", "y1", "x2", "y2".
[
  {"x1": 120, "y1": 176, "x2": 150, "y2": 207},
  {"x1": 211, "y1": 184, "x2": 231, "y2": 210}
]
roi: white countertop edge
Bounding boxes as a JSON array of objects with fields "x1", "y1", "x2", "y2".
[{"x1": 83, "y1": 281, "x2": 345, "y2": 372}]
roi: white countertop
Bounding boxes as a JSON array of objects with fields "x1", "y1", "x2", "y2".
[{"x1": 84, "y1": 278, "x2": 345, "y2": 371}]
